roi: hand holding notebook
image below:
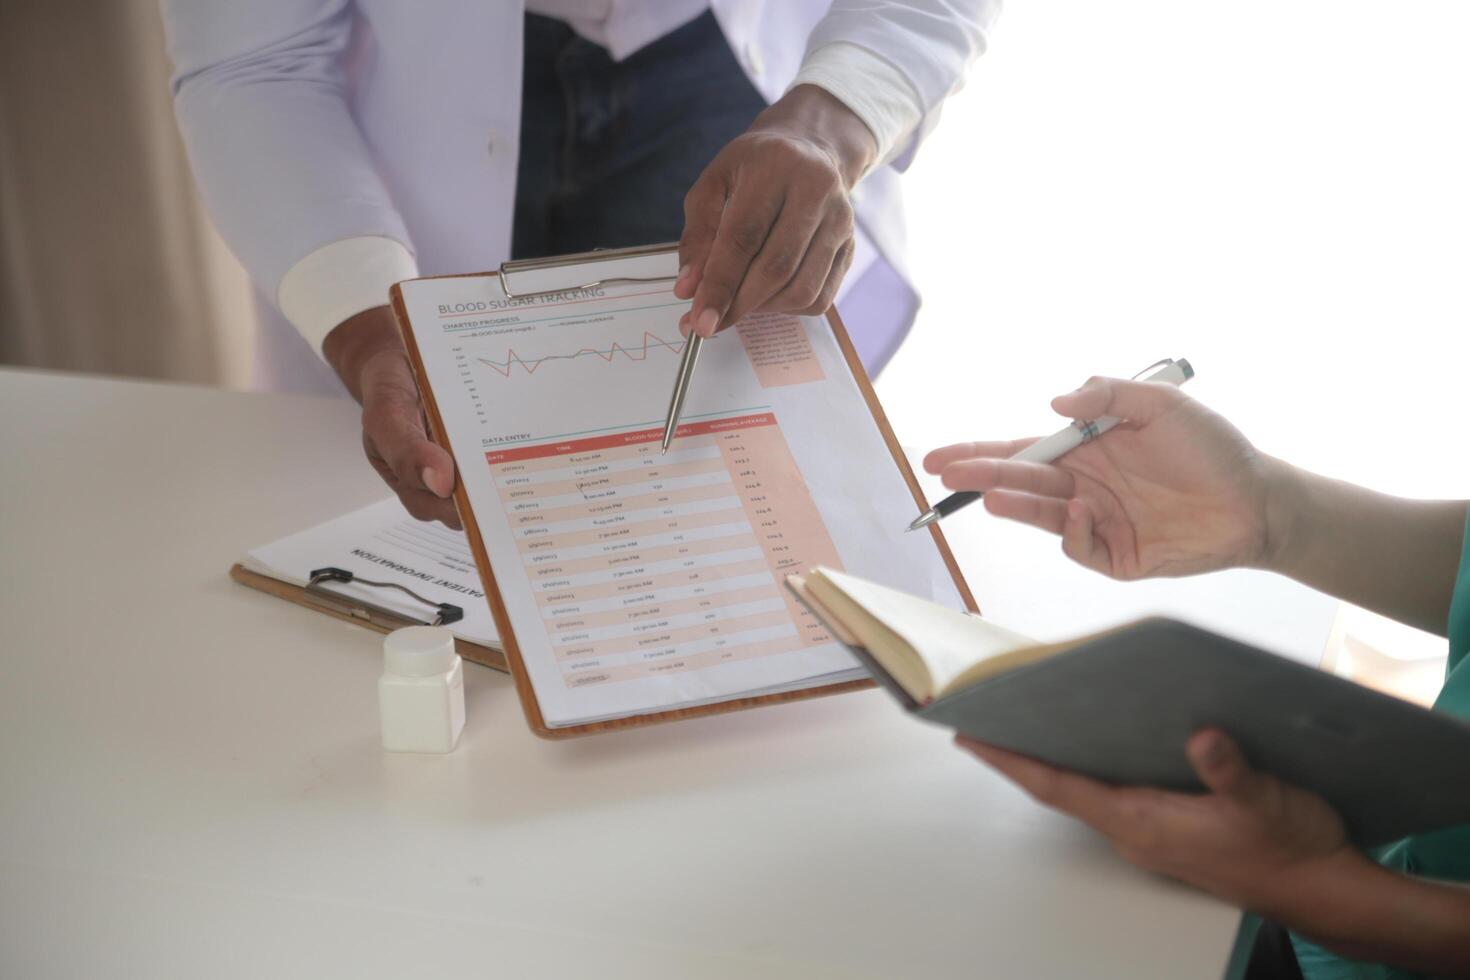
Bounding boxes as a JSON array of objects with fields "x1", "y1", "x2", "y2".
[{"x1": 787, "y1": 566, "x2": 1470, "y2": 846}]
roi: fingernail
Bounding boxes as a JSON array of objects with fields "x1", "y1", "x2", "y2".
[
  {"x1": 697, "y1": 307, "x2": 719, "y2": 336},
  {"x1": 421, "y1": 467, "x2": 447, "y2": 498},
  {"x1": 674, "y1": 265, "x2": 697, "y2": 299}
]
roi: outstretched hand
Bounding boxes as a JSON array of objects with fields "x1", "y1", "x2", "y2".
[{"x1": 924, "y1": 377, "x2": 1276, "y2": 579}]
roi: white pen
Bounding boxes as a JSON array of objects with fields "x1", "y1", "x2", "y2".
[{"x1": 907, "y1": 358, "x2": 1195, "y2": 531}]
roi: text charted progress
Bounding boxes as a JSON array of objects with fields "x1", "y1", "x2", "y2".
[{"x1": 486, "y1": 413, "x2": 842, "y2": 687}]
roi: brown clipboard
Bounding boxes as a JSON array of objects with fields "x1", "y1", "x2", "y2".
[
  {"x1": 389, "y1": 246, "x2": 977, "y2": 738},
  {"x1": 229, "y1": 562, "x2": 508, "y2": 673}
]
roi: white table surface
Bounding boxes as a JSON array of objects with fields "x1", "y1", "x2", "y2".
[{"x1": 0, "y1": 369, "x2": 1338, "y2": 980}]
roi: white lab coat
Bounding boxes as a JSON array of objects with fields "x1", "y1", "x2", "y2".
[{"x1": 162, "y1": 1, "x2": 999, "y2": 392}]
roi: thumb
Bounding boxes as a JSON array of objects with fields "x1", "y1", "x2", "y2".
[
  {"x1": 1187, "y1": 729, "x2": 1265, "y2": 801},
  {"x1": 1051, "y1": 376, "x2": 1183, "y2": 426},
  {"x1": 421, "y1": 463, "x2": 454, "y2": 498}
]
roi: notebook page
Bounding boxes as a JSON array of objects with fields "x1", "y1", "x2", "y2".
[
  {"x1": 818, "y1": 568, "x2": 1036, "y2": 696},
  {"x1": 398, "y1": 252, "x2": 965, "y2": 727}
]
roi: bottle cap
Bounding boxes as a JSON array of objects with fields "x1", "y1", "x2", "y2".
[{"x1": 383, "y1": 626, "x2": 458, "y2": 677}]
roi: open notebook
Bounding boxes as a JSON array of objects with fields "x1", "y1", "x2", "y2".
[
  {"x1": 788, "y1": 567, "x2": 1470, "y2": 847},
  {"x1": 790, "y1": 566, "x2": 1060, "y2": 703}
]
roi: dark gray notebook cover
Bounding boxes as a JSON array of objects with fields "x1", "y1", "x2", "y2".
[{"x1": 856, "y1": 618, "x2": 1470, "y2": 846}]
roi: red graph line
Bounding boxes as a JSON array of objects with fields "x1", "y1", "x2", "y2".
[{"x1": 476, "y1": 331, "x2": 687, "y2": 377}]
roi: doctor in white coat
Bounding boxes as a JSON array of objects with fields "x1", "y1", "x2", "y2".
[{"x1": 163, "y1": 1, "x2": 1001, "y2": 527}]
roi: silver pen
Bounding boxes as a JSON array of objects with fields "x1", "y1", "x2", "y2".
[{"x1": 661, "y1": 332, "x2": 703, "y2": 454}]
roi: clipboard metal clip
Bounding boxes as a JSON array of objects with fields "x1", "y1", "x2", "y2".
[
  {"x1": 306, "y1": 567, "x2": 464, "y2": 628},
  {"x1": 498, "y1": 242, "x2": 680, "y2": 301}
]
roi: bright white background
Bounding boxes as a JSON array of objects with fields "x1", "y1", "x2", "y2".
[{"x1": 876, "y1": 0, "x2": 1470, "y2": 673}]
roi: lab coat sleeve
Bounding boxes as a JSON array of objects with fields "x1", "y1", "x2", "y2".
[
  {"x1": 802, "y1": 0, "x2": 1002, "y2": 172},
  {"x1": 160, "y1": 0, "x2": 417, "y2": 346},
  {"x1": 790, "y1": 43, "x2": 924, "y2": 171}
]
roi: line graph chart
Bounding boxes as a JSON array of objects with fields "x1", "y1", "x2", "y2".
[{"x1": 474, "y1": 331, "x2": 688, "y2": 378}]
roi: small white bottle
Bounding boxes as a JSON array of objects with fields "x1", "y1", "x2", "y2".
[{"x1": 379, "y1": 626, "x2": 466, "y2": 753}]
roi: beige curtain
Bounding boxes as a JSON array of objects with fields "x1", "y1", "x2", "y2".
[{"x1": 0, "y1": 0, "x2": 253, "y2": 387}]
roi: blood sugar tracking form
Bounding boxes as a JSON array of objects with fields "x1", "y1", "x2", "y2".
[{"x1": 397, "y1": 252, "x2": 966, "y2": 728}]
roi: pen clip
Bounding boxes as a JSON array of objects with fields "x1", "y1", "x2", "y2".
[{"x1": 1130, "y1": 358, "x2": 1177, "y2": 381}]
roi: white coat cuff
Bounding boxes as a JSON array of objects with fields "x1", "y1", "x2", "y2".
[
  {"x1": 789, "y1": 43, "x2": 924, "y2": 170},
  {"x1": 277, "y1": 236, "x2": 419, "y2": 356}
]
